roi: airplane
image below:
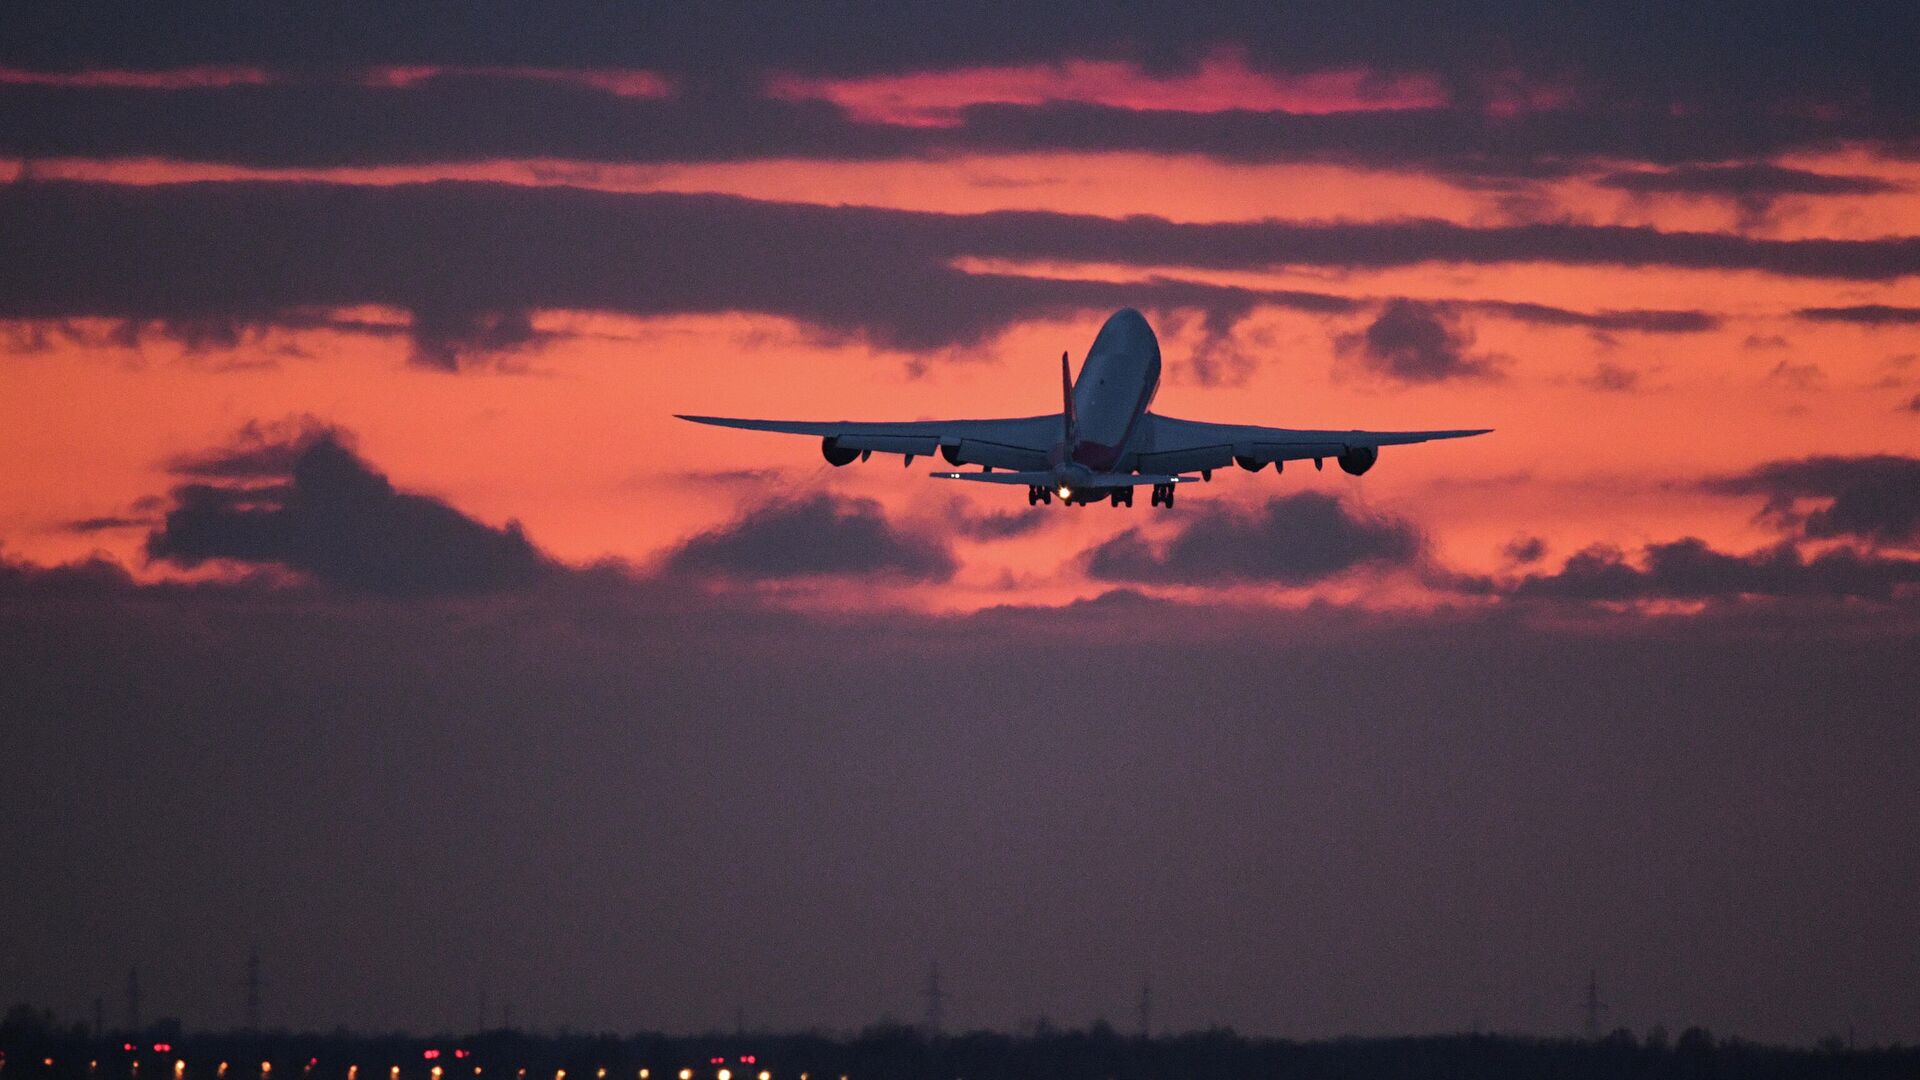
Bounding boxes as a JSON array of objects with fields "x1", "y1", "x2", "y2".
[{"x1": 679, "y1": 308, "x2": 1489, "y2": 508}]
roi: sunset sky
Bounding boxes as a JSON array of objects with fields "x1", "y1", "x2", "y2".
[{"x1": 3, "y1": 3, "x2": 1919, "y2": 1047}]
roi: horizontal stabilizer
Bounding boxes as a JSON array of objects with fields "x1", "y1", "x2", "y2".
[{"x1": 931, "y1": 470, "x2": 1198, "y2": 487}]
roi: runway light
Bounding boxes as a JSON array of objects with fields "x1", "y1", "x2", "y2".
[
  {"x1": 155, "y1": 1047, "x2": 173, "y2": 1055},
  {"x1": 717, "y1": 1071, "x2": 731, "y2": 1080},
  {"x1": 175, "y1": 1063, "x2": 186, "y2": 1078},
  {"x1": 348, "y1": 1068, "x2": 358, "y2": 1080},
  {"x1": 638, "y1": 1072, "x2": 648, "y2": 1080},
  {"x1": 261, "y1": 1064, "x2": 272, "y2": 1076},
  {"x1": 597, "y1": 1070, "x2": 607, "y2": 1079},
  {"x1": 391, "y1": 1068, "x2": 401, "y2": 1080},
  {"x1": 677, "y1": 1072, "x2": 691, "y2": 1080},
  {"x1": 431, "y1": 1069, "x2": 442, "y2": 1079},
  {"x1": 757, "y1": 1072, "x2": 770, "y2": 1080},
  {"x1": 217, "y1": 1065, "x2": 229, "y2": 1078}
]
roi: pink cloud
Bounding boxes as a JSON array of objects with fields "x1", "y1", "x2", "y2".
[
  {"x1": 769, "y1": 48, "x2": 1447, "y2": 127},
  {"x1": 362, "y1": 65, "x2": 673, "y2": 98},
  {"x1": 0, "y1": 65, "x2": 273, "y2": 89}
]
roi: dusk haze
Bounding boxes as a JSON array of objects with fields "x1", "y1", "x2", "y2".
[{"x1": 2, "y1": 4, "x2": 1917, "y2": 1069}]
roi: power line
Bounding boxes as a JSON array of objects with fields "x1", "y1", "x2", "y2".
[
  {"x1": 245, "y1": 948, "x2": 262, "y2": 1032},
  {"x1": 922, "y1": 962, "x2": 944, "y2": 1037}
]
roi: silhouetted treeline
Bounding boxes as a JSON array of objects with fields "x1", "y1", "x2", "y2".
[{"x1": 6, "y1": 1006, "x2": 1916, "y2": 1080}]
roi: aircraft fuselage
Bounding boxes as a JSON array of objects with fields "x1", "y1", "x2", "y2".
[{"x1": 1062, "y1": 307, "x2": 1161, "y2": 475}]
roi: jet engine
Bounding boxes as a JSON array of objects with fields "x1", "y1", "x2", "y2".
[
  {"x1": 1337, "y1": 445, "x2": 1379, "y2": 476},
  {"x1": 821, "y1": 436, "x2": 860, "y2": 466},
  {"x1": 1234, "y1": 455, "x2": 1266, "y2": 472}
]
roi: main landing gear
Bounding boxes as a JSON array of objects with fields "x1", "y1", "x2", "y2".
[
  {"x1": 1110, "y1": 488, "x2": 1133, "y2": 507},
  {"x1": 1027, "y1": 485, "x2": 1053, "y2": 505},
  {"x1": 1149, "y1": 483, "x2": 1176, "y2": 508}
]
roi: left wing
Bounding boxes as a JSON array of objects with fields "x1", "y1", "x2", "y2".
[
  {"x1": 1136, "y1": 413, "x2": 1491, "y2": 474},
  {"x1": 677, "y1": 414, "x2": 1060, "y2": 471}
]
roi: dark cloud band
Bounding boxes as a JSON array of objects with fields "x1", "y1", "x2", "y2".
[{"x1": 0, "y1": 180, "x2": 1855, "y2": 368}]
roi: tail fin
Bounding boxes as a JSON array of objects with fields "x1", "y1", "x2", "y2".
[{"x1": 1060, "y1": 350, "x2": 1077, "y2": 445}]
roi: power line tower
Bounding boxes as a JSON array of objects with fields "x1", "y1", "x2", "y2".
[
  {"x1": 922, "y1": 962, "x2": 945, "y2": 1037},
  {"x1": 1137, "y1": 982, "x2": 1152, "y2": 1039},
  {"x1": 126, "y1": 968, "x2": 141, "y2": 1034},
  {"x1": 1581, "y1": 970, "x2": 1608, "y2": 1039},
  {"x1": 245, "y1": 948, "x2": 262, "y2": 1032}
]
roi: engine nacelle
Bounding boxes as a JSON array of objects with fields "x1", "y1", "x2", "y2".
[
  {"x1": 822, "y1": 437, "x2": 860, "y2": 467},
  {"x1": 1234, "y1": 455, "x2": 1266, "y2": 472},
  {"x1": 1337, "y1": 445, "x2": 1379, "y2": 476}
]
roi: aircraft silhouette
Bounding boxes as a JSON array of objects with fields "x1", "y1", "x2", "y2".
[{"x1": 681, "y1": 308, "x2": 1489, "y2": 507}]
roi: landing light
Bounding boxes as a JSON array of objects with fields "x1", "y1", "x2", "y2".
[{"x1": 1058, "y1": 487, "x2": 1072, "y2": 500}]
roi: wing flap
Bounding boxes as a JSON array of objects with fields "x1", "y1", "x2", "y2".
[{"x1": 832, "y1": 433, "x2": 941, "y2": 455}]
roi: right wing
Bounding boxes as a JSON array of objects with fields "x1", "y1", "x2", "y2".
[
  {"x1": 1137, "y1": 413, "x2": 1491, "y2": 474},
  {"x1": 677, "y1": 414, "x2": 1061, "y2": 471}
]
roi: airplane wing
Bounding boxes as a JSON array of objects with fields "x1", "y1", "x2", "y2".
[
  {"x1": 1135, "y1": 413, "x2": 1491, "y2": 474},
  {"x1": 677, "y1": 414, "x2": 1060, "y2": 471}
]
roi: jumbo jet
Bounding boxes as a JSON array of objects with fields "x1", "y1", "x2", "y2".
[{"x1": 680, "y1": 308, "x2": 1489, "y2": 507}]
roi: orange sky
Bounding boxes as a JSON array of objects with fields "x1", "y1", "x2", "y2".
[{"x1": 2, "y1": 61, "x2": 1917, "y2": 614}]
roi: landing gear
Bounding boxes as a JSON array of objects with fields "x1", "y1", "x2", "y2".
[
  {"x1": 1027, "y1": 485, "x2": 1053, "y2": 505},
  {"x1": 1110, "y1": 489, "x2": 1132, "y2": 507},
  {"x1": 1150, "y1": 483, "x2": 1176, "y2": 508}
]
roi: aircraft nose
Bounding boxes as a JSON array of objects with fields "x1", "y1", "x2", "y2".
[{"x1": 1093, "y1": 307, "x2": 1157, "y2": 353}]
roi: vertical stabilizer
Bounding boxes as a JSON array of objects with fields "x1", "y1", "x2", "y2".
[{"x1": 1061, "y1": 350, "x2": 1078, "y2": 445}]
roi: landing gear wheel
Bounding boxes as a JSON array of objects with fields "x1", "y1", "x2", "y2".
[{"x1": 1151, "y1": 483, "x2": 1175, "y2": 507}]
